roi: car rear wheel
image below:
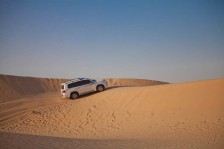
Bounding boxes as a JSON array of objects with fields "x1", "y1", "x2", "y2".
[
  {"x1": 97, "y1": 85, "x2": 105, "y2": 92},
  {"x1": 70, "y1": 92, "x2": 79, "y2": 99}
]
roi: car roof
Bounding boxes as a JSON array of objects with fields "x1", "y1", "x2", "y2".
[{"x1": 61, "y1": 78, "x2": 90, "y2": 85}]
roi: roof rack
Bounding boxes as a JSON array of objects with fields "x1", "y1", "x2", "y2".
[
  {"x1": 62, "y1": 78, "x2": 90, "y2": 84},
  {"x1": 78, "y1": 78, "x2": 86, "y2": 80}
]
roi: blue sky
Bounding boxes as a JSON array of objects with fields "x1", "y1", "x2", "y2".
[{"x1": 0, "y1": 0, "x2": 224, "y2": 82}]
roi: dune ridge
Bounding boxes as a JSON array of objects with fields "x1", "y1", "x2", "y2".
[{"x1": 106, "y1": 78, "x2": 168, "y2": 87}]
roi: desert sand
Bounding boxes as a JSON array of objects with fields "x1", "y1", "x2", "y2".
[{"x1": 0, "y1": 74, "x2": 223, "y2": 149}]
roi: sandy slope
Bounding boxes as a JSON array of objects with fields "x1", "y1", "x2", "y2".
[
  {"x1": 0, "y1": 75, "x2": 67, "y2": 103},
  {"x1": 0, "y1": 75, "x2": 224, "y2": 148},
  {"x1": 0, "y1": 75, "x2": 167, "y2": 125},
  {"x1": 0, "y1": 92, "x2": 67, "y2": 125}
]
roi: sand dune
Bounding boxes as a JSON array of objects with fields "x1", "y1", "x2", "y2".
[
  {"x1": 0, "y1": 75, "x2": 224, "y2": 148},
  {"x1": 0, "y1": 74, "x2": 167, "y2": 125},
  {"x1": 0, "y1": 75, "x2": 167, "y2": 103},
  {"x1": 0, "y1": 75, "x2": 67, "y2": 103}
]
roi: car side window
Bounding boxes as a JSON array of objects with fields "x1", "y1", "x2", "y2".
[
  {"x1": 86, "y1": 80, "x2": 91, "y2": 84},
  {"x1": 68, "y1": 83, "x2": 75, "y2": 88},
  {"x1": 68, "y1": 80, "x2": 91, "y2": 88},
  {"x1": 75, "y1": 81, "x2": 82, "y2": 87},
  {"x1": 81, "y1": 80, "x2": 91, "y2": 85},
  {"x1": 68, "y1": 82, "x2": 79, "y2": 88}
]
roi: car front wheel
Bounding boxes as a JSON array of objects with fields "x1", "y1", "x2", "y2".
[{"x1": 97, "y1": 85, "x2": 105, "y2": 92}]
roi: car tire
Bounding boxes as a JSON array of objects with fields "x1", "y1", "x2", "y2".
[
  {"x1": 97, "y1": 85, "x2": 105, "y2": 92},
  {"x1": 70, "y1": 92, "x2": 79, "y2": 99}
]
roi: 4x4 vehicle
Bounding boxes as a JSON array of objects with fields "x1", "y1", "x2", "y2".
[{"x1": 61, "y1": 78, "x2": 107, "y2": 99}]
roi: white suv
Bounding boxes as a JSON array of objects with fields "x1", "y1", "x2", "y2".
[{"x1": 61, "y1": 78, "x2": 107, "y2": 99}]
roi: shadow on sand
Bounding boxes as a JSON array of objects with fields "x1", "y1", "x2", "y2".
[{"x1": 0, "y1": 131, "x2": 162, "y2": 149}]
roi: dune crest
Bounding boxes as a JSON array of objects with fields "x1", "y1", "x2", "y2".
[{"x1": 106, "y1": 78, "x2": 168, "y2": 87}]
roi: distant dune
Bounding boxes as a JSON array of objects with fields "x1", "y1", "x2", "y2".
[
  {"x1": 0, "y1": 75, "x2": 223, "y2": 149},
  {"x1": 105, "y1": 78, "x2": 168, "y2": 87}
]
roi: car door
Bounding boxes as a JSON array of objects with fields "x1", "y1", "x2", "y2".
[{"x1": 79, "y1": 80, "x2": 95, "y2": 94}]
